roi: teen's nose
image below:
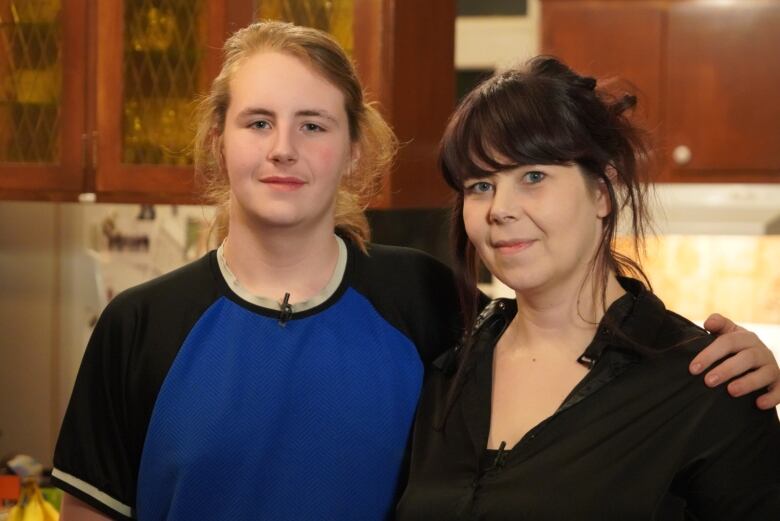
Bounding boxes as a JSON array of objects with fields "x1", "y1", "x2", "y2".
[{"x1": 267, "y1": 127, "x2": 298, "y2": 164}]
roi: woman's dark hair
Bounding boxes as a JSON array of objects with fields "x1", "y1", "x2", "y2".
[{"x1": 440, "y1": 56, "x2": 653, "y2": 334}]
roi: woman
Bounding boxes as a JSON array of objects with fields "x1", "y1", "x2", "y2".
[
  {"x1": 53, "y1": 24, "x2": 777, "y2": 520},
  {"x1": 397, "y1": 57, "x2": 780, "y2": 519}
]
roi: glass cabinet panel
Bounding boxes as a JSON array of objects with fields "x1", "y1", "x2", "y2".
[
  {"x1": 255, "y1": 0, "x2": 354, "y2": 54},
  {"x1": 122, "y1": 0, "x2": 205, "y2": 166},
  {"x1": 0, "y1": 0, "x2": 62, "y2": 163}
]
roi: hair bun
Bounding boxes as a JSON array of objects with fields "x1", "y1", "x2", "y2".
[
  {"x1": 611, "y1": 94, "x2": 638, "y2": 116},
  {"x1": 581, "y1": 76, "x2": 597, "y2": 90}
]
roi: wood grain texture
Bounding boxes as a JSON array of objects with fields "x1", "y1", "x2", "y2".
[{"x1": 541, "y1": 0, "x2": 780, "y2": 183}]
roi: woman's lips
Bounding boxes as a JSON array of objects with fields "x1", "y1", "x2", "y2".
[
  {"x1": 492, "y1": 239, "x2": 536, "y2": 254},
  {"x1": 260, "y1": 176, "x2": 306, "y2": 191}
]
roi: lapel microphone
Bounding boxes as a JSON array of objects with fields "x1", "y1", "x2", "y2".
[{"x1": 278, "y1": 292, "x2": 293, "y2": 326}]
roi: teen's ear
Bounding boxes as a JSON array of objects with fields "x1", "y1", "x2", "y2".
[
  {"x1": 350, "y1": 144, "x2": 361, "y2": 172},
  {"x1": 212, "y1": 128, "x2": 227, "y2": 176}
]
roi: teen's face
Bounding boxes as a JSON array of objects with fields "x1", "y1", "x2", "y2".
[
  {"x1": 222, "y1": 51, "x2": 354, "y2": 231},
  {"x1": 462, "y1": 163, "x2": 610, "y2": 296}
]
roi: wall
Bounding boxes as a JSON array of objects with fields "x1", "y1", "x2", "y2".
[
  {"x1": 455, "y1": 0, "x2": 539, "y2": 69},
  {"x1": 0, "y1": 201, "x2": 214, "y2": 467},
  {"x1": 0, "y1": 202, "x2": 59, "y2": 466}
]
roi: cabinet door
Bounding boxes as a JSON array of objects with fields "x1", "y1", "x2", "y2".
[
  {"x1": 541, "y1": 1, "x2": 664, "y2": 146},
  {"x1": 94, "y1": 0, "x2": 226, "y2": 203},
  {"x1": 354, "y1": 0, "x2": 456, "y2": 208},
  {"x1": 666, "y1": 1, "x2": 780, "y2": 181},
  {"x1": 0, "y1": 0, "x2": 87, "y2": 199}
]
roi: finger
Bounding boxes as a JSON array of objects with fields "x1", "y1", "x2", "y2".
[
  {"x1": 689, "y1": 330, "x2": 762, "y2": 375},
  {"x1": 701, "y1": 348, "x2": 766, "y2": 387},
  {"x1": 702, "y1": 313, "x2": 745, "y2": 335},
  {"x1": 756, "y1": 384, "x2": 780, "y2": 410},
  {"x1": 726, "y1": 365, "x2": 779, "y2": 397},
  {"x1": 702, "y1": 313, "x2": 728, "y2": 333}
]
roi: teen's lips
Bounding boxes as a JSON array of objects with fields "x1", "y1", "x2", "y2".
[
  {"x1": 492, "y1": 239, "x2": 536, "y2": 254},
  {"x1": 259, "y1": 176, "x2": 306, "y2": 191}
]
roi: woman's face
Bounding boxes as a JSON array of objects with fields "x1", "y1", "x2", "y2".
[
  {"x1": 462, "y1": 163, "x2": 610, "y2": 296},
  {"x1": 222, "y1": 50, "x2": 355, "y2": 232}
]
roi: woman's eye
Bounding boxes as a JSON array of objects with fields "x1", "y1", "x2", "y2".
[
  {"x1": 466, "y1": 181, "x2": 493, "y2": 194},
  {"x1": 302, "y1": 123, "x2": 324, "y2": 132},
  {"x1": 250, "y1": 120, "x2": 270, "y2": 130},
  {"x1": 523, "y1": 171, "x2": 546, "y2": 184}
]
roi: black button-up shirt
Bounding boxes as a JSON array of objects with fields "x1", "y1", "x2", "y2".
[{"x1": 397, "y1": 278, "x2": 780, "y2": 520}]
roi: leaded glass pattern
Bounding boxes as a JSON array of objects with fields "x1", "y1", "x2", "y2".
[
  {"x1": 123, "y1": 0, "x2": 204, "y2": 165},
  {"x1": 255, "y1": 0, "x2": 354, "y2": 55},
  {"x1": 0, "y1": 0, "x2": 61, "y2": 163}
]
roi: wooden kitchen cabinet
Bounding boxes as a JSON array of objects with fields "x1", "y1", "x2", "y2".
[
  {"x1": 541, "y1": 0, "x2": 780, "y2": 182},
  {"x1": 0, "y1": 0, "x2": 456, "y2": 207},
  {"x1": 351, "y1": 0, "x2": 456, "y2": 207},
  {"x1": 0, "y1": 0, "x2": 88, "y2": 200},
  {"x1": 0, "y1": 0, "x2": 230, "y2": 203},
  {"x1": 93, "y1": 0, "x2": 227, "y2": 202}
]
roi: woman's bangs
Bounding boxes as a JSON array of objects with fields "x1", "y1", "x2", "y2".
[
  {"x1": 441, "y1": 100, "x2": 530, "y2": 189},
  {"x1": 441, "y1": 72, "x2": 591, "y2": 190}
]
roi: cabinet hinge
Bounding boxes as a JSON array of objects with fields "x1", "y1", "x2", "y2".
[
  {"x1": 81, "y1": 133, "x2": 89, "y2": 171},
  {"x1": 91, "y1": 131, "x2": 99, "y2": 171}
]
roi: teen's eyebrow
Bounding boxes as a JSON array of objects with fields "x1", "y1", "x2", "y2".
[
  {"x1": 235, "y1": 107, "x2": 339, "y2": 125},
  {"x1": 236, "y1": 107, "x2": 275, "y2": 119},
  {"x1": 295, "y1": 109, "x2": 339, "y2": 125}
]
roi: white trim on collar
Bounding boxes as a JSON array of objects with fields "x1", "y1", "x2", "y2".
[{"x1": 216, "y1": 235, "x2": 347, "y2": 313}]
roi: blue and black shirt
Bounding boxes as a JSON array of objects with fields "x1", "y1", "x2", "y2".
[{"x1": 53, "y1": 237, "x2": 462, "y2": 520}]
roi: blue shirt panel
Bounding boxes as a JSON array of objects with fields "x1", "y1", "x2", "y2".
[{"x1": 135, "y1": 288, "x2": 424, "y2": 520}]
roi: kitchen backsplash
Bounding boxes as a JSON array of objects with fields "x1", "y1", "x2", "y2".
[
  {"x1": 483, "y1": 234, "x2": 779, "y2": 326},
  {"x1": 625, "y1": 235, "x2": 780, "y2": 325}
]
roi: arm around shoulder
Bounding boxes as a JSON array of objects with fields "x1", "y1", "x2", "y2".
[{"x1": 691, "y1": 314, "x2": 780, "y2": 408}]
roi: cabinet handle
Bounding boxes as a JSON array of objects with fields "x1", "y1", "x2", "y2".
[{"x1": 673, "y1": 145, "x2": 692, "y2": 166}]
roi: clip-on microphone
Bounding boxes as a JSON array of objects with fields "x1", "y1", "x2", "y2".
[{"x1": 278, "y1": 292, "x2": 293, "y2": 326}]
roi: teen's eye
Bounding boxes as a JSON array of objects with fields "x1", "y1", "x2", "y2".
[
  {"x1": 302, "y1": 122, "x2": 325, "y2": 132},
  {"x1": 250, "y1": 120, "x2": 271, "y2": 130},
  {"x1": 464, "y1": 181, "x2": 493, "y2": 194},
  {"x1": 523, "y1": 170, "x2": 546, "y2": 184}
]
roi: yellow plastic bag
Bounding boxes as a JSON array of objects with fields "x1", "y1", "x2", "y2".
[{"x1": 7, "y1": 482, "x2": 59, "y2": 521}]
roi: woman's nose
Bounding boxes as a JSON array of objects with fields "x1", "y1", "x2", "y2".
[{"x1": 489, "y1": 187, "x2": 519, "y2": 224}]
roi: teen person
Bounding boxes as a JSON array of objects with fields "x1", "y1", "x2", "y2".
[{"x1": 53, "y1": 21, "x2": 459, "y2": 520}]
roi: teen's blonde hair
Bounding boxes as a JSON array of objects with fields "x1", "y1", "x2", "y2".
[{"x1": 194, "y1": 21, "x2": 397, "y2": 250}]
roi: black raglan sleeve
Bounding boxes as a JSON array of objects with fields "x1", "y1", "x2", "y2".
[
  {"x1": 356, "y1": 243, "x2": 464, "y2": 367},
  {"x1": 52, "y1": 253, "x2": 221, "y2": 520},
  {"x1": 52, "y1": 291, "x2": 141, "y2": 520}
]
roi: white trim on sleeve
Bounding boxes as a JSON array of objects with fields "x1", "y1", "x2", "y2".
[{"x1": 52, "y1": 467, "x2": 134, "y2": 518}]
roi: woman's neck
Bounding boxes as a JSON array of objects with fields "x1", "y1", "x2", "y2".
[
  {"x1": 507, "y1": 273, "x2": 626, "y2": 359},
  {"x1": 222, "y1": 218, "x2": 340, "y2": 305}
]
